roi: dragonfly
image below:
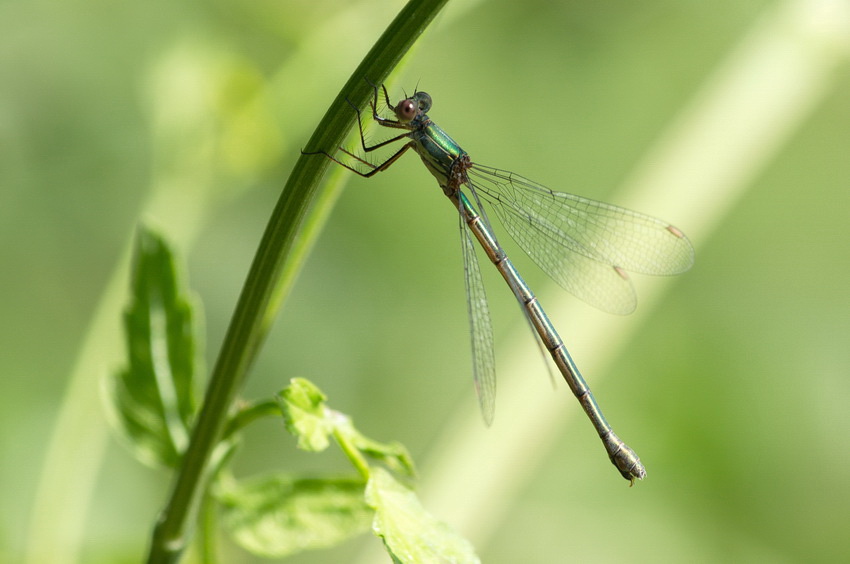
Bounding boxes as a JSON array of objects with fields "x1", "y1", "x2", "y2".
[{"x1": 304, "y1": 81, "x2": 694, "y2": 484}]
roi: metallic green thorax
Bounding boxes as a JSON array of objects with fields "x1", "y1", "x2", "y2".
[
  {"x1": 412, "y1": 120, "x2": 465, "y2": 187},
  {"x1": 403, "y1": 92, "x2": 469, "y2": 191}
]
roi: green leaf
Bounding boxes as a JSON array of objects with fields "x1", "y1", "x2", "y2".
[
  {"x1": 366, "y1": 468, "x2": 480, "y2": 564},
  {"x1": 108, "y1": 226, "x2": 199, "y2": 468},
  {"x1": 334, "y1": 415, "x2": 416, "y2": 479},
  {"x1": 219, "y1": 474, "x2": 372, "y2": 558},
  {"x1": 277, "y1": 377, "x2": 335, "y2": 451},
  {"x1": 277, "y1": 378, "x2": 416, "y2": 477}
]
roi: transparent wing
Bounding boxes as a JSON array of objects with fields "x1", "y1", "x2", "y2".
[
  {"x1": 459, "y1": 208, "x2": 496, "y2": 425},
  {"x1": 468, "y1": 164, "x2": 695, "y2": 315}
]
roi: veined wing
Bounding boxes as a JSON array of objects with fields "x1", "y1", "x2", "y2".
[
  {"x1": 458, "y1": 207, "x2": 496, "y2": 425},
  {"x1": 468, "y1": 164, "x2": 694, "y2": 315}
]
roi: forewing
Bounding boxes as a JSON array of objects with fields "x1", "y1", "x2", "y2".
[{"x1": 469, "y1": 165, "x2": 694, "y2": 314}]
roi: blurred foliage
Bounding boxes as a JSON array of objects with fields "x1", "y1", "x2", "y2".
[
  {"x1": 3, "y1": 0, "x2": 850, "y2": 562},
  {"x1": 109, "y1": 227, "x2": 199, "y2": 469}
]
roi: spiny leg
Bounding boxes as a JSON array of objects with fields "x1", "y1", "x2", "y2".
[
  {"x1": 303, "y1": 141, "x2": 416, "y2": 179},
  {"x1": 345, "y1": 86, "x2": 412, "y2": 153},
  {"x1": 302, "y1": 80, "x2": 415, "y2": 177},
  {"x1": 363, "y1": 78, "x2": 395, "y2": 122}
]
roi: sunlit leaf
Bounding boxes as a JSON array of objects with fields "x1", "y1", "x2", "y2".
[
  {"x1": 220, "y1": 474, "x2": 372, "y2": 558},
  {"x1": 277, "y1": 377, "x2": 334, "y2": 451},
  {"x1": 366, "y1": 468, "x2": 480, "y2": 564},
  {"x1": 277, "y1": 378, "x2": 416, "y2": 477}
]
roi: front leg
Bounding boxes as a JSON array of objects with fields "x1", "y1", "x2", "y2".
[
  {"x1": 323, "y1": 141, "x2": 416, "y2": 178},
  {"x1": 363, "y1": 78, "x2": 394, "y2": 122},
  {"x1": 346, "y1": 84, "x2": 412, "y2": 153}
]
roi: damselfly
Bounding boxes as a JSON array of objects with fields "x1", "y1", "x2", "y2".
[{"x1": 305, "y1": 82, "x2": 694, "y2": 483}]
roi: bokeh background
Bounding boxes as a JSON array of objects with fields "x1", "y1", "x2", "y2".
[{"x1": 3, "y1": 0, "x2": 850, "y2": 562}]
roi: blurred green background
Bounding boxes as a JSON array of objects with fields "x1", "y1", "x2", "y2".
[{"x1": 3, "y1": 0, "x2": 850, "y2": 562}]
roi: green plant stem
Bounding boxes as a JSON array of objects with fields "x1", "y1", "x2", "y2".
[
  {"x1": 195, "y1": 490, "x2": 219, "y2": 564},
  {"x1": 222, "y1": 399, "x2": 281, "y2": 440},
  {"x1": 333, "y1": 424, "x2": 372, "y2": 481},
  {"x1": 145, "y1": 1, "x2": 449, "y2": 562}
]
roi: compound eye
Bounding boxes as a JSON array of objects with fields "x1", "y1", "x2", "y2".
[
  {"x1": 397, "y1": 99, "x2": 417, "y2": 121},
  {"x1": 416, "y1": 92, "x2": 432, "y2": 113}
]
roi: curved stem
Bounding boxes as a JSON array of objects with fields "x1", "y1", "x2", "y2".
[{"x1": 145, "y1": 1, "x2": 449, "y2": 562}]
